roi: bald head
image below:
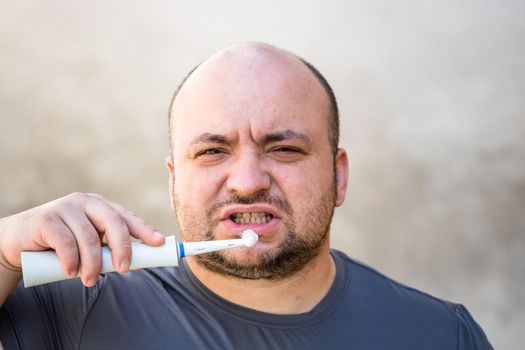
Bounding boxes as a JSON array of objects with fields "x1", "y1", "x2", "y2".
[{"x1": 168, "y1": 42, "x2": 339, "y2": 156}]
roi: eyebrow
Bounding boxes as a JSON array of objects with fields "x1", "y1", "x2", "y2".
[
  {"x1": 261, "y1": 129, "x2": 312, "y2": 147},
  {"x1": 188, "y1": 129, "x2": 312, "y2": 147},
  {"x1": 189, "y1": 133, "x2": 236, "y2": 147}
]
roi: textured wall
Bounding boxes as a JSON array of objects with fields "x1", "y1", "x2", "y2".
[{"x1": 1, "y1": 1, "x2": 523, "y2": 347}]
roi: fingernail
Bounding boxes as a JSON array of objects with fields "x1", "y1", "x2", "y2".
[
  {"x1": 119, "y1": 258, "x2": 130, "y2": 272},
  {"x1": 82, "y1": 277, "x2": 95, "y2": 287},
  {"x1": 66, "y1": 269, "x2": 78, "y2": 278},
  {"x1": 153, "y1": 231, "x2": 165, "y2": 242}
]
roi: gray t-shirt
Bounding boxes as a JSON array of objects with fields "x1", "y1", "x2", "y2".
[{"x1": 0, "y1": 250, "x2": 492, "y2": 349}]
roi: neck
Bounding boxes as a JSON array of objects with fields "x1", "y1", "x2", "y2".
[{"x1": 187, "y1": 243, "x2": 336, "y2": 314}]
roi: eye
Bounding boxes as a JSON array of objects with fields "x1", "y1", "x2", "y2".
[
  {"x1": 198, "y1": 148, "x2": 223, "y2": 156},
  {"x1": 193, "y1": 148, "x2": 228, "y2": 162},
  {"x1": 269, "y1": 146, "x2": 306, "y2": 162},
  {"x1": 272, "y1": 146, "x2": 302, "y2": 153}
]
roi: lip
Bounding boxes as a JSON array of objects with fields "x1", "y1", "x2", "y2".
[
  {"x1": 221, "y1": 204, "x2": 281, "y2": 220},
  {"x1": 220, "y1": 204, "x2": 282, "y2": 236}
]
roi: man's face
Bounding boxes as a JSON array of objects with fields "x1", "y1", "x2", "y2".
[{"x1": 168, "y1": 47, "x2": 348, "y2": 279}]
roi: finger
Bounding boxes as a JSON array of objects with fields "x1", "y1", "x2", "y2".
[
  {"x1": 104, "y1": 226, "x2": 131, "y2": 273},
  {"x1": 40, "y1": 218, "x2": 80, "y2": 279},
  {"x1": 84, "y1": 202, "x2": 132, "y2": 273},
  {"x1": 59, "y1": 211, "x2": 104, "y2": 285},
  {"x1": 107, "y1": 202, "x2": 165, "y2": 246}
]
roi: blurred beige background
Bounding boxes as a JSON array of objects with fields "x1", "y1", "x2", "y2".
[{"x1": 1, "y1": 0, "x2": 523, "y2": 347}]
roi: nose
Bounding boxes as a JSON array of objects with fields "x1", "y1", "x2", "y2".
[{"x1": 226, "y1": 151, "x2": 271, "y2": 197}]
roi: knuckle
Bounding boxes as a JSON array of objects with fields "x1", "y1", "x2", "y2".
[
  {"x1": 61, "y1": 251, "x2": 79, "y2": 266},
  {"x1": 118, "y1": 221, "x2": 130, "y2": 234},
  {"x1": 109, "y1": 218, "x2": 129, "y2": 234},
  {"x1": 60, "y1": 234, "x2": 77, "y2": 249},
  {"x1": 136, "y1": 217, "x2": 147, "y2": 225},
  {"x1": 128, "y1": 215, "x2": 146, "y2": 227},
  {"x1": 78, "y1": 221, "x2": 97, "y2": 235},
  {"x1": 109, "y1": 223, "x2": 129, "y2": 238},
  {"x1": 111, "y1": 202, "x2": 124, "y2": 211},
  {"x1": 61, "y1": 192, "x2": 88, "y2": 207},
  {"x1": 87, "y1": 193, "x2": 103, "y2": 200},
  {"x1": 117, "y1": 244, "x2": 132, "y2": 255},
  {"x1": 40, "y1": 213, "x2": 58, "y2": 225},
  {"x1": 82, "y1": 232, "x2": 101, "y2": 246},
  {"x1": 68, "y1": 192, "x2": 87, "y2": 201},
  {"x1": 107, "y1": 211, "x2": 123, "y2": 222}
]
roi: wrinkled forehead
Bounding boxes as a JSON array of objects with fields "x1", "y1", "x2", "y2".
[{"x1": 169, "y1": 45, "x2": 331, "y2": 152}]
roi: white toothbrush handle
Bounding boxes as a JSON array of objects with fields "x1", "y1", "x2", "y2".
[{"x1": 21, "y1": 236, "x2": 179, "y2": 287}]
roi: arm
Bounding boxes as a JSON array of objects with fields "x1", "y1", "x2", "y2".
[{"x1": 0, "y1": 192, "x2": 165, "y2": 306}]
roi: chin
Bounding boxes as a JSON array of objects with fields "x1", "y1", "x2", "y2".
[{"x1": 223, "y1": 246, "x2": 267, "y2": 264}]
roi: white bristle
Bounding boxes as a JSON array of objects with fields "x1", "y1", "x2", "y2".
[{"x1": 241, "y1": 230, "x2": 258, "y2": 247}]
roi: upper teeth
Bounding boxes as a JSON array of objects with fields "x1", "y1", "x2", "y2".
[{"x1": 231, "y1": 212, "x2": 273, "y2": 225}]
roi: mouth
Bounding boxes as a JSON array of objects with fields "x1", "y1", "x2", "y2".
[
  {"x1": 220, "y1": 205, "x2": 281, "y2": 235},
  {"x1": 230, "y1": 212, "x2": 274, "y2": 225}
]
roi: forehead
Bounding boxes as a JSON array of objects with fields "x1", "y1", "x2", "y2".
[{"x1": 170, "y1": 47, "x2": 331, "y2": 150}]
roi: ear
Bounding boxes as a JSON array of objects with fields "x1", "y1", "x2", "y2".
[
  {"x1": 334, "y1": 148, "x2": 349, "y2": 207},
  {"x1": 166, "y1": 156, "x2": 175, "y2": 211}
]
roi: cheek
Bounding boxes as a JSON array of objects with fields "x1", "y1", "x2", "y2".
[
  {"x1": 173, "y1": 171, "x2": 220, "y2": 240},
  {"x1": 171, "y1": 144, "x2": 227, "y2": 193},
  {"x1": 274, "y1": 160, "x2": 335, "y2": 212},
  {"x1": 174, "y1": 167, "x2": 225, "y2": 208},
  {"x1": 272, "y1": 163, "x2": 332, "y2": 205},
  {"x1": 274, "y1": 154, "x2": 334, "y2": 189}
]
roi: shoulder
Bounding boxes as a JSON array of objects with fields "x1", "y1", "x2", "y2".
[
  {"x1": 333, "y1": 249, "x2": 463, "y2": 315},
  {"x1": 331, "y1": 250, "x2": 493, "y2": 349}
]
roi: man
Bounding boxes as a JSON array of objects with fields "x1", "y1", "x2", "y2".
[{"x1": 0, "y1": 42, "x2": 492, "y2": 349}]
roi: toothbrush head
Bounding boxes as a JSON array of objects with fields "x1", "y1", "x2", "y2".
[{"x1": 241, "y1": 230, "x2": 258, "y2": 247}]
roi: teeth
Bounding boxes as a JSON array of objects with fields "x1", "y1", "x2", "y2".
[{"x1": 230, "y1": 212, "x2": 273, "y2": 225}]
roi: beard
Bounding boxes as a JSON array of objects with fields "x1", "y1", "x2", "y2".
[
  {"x1": 196, "y1": 228, "x2": 329, "y2": 280},
  {"x1": 174, "y1": 180, "x2": 336, "y2": 281}
]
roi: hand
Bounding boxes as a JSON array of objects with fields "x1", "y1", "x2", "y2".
[{"x1": 0, "y1": 192, "x2": 165, "y2": 287}]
